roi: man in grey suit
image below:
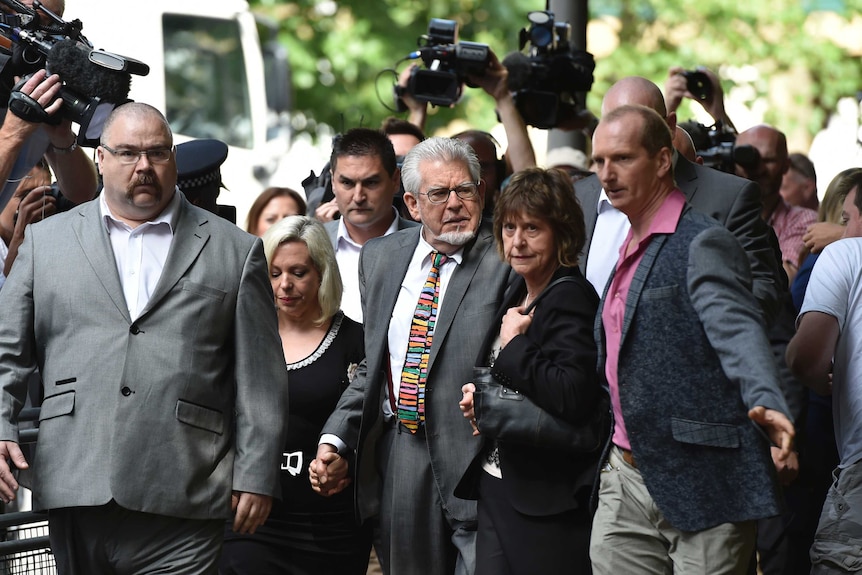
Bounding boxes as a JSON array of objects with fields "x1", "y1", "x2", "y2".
[
  {"x1": 588, "y1": 104, "x2": 794, "y2": 573},
  {"x1": 575, "y1": 76, "x2": 785, "y2": 325},
  {"x1": 0, "y1": 103, "x2": 288, "y2": 574},
  {"x1": 310, "y1": 137, "x2": 509, "y2": 575},
  {"x1": 321, "y1": 128, "x2": 418, "y2": 323}
]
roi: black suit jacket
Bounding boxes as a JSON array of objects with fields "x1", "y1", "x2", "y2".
[
  {"x1": 457, "y1": 266, "x2": 602, "y2": 516},
  {"x1": 575, "y1": 155, "x2": 786, "y2": 324}
]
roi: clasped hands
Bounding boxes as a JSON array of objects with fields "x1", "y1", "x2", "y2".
[{"x1": 309, "y1": 444, "x2": 351, "y2": 497}]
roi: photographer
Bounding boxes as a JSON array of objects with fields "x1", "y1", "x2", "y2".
[
  {"x1": 665, "y1": 65, "x2": 737, "y2": 134},
  {"x1": 0, "y1": 156, "x2": 51, "y2": 280},
  {"x1": 0, "y1": 0, "x2": 98, "y2": 212}
]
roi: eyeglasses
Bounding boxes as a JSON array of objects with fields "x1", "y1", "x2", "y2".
[
  {"x1": 101, "y1": 144, "x2": 174, "y2": 165},
  {"x1": 422, "y1": 182, "x2": 480, "y2": 205}
]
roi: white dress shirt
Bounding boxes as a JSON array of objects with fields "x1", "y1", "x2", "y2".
[
  {"x1": 335, "y1": 208, "x2": 400, "y2": 323},
  {"x1": 100, "y1": 189, "x2": 179, "y2": 320},
  {"x1": 585, "y1": 188, "x2": 631, "y2": 296}
]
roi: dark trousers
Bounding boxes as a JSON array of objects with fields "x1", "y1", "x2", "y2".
[
  {"x1": 48, "y1": 501, "x2": 223, "y2": 575},
  {"x1": 476, "y1": 471, "x2": 592, "y2": 575}
]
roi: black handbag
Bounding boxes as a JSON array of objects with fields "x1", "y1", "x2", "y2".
[{"x1": 472, "y1": 276, "x2": 610, "y2": 453}]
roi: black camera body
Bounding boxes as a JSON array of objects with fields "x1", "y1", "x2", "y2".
[
  {"x1": 0, "y1": 0, "x2": 149, "y2": 146},
  {"x1": 399, "y1": 18, "x2": 490, "y2": 108},
  {"x1": 682, "y1": 70, "x2": 712, "y2": 101},
  {"x1": 503, "y1": 10, "x2": 595, "y2": 129},
  {"x1": 681, "y1": 120, "x2": 759, "y2": 173}
]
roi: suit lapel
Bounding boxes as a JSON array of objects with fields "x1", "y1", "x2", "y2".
[
  {"x1": 428, "y1": 226, "x2": 493, "y2": 373},
  {"x1": 72, "y1": 200, "x2": 131, "y2": 323},
  {"x1": 575, "y1": 175, "x2": 602, "y2": 275},
  {"x1": 674, "y1": 154, "x2": 699, "y2": 204},
  {"x1": 139, "y1": 196, "x2": 209, "y2": 318},
  {"x1": 619, "y1": 234, "x2": 667, "y2": 347}
]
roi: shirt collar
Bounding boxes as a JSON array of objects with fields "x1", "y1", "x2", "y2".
[
  {"x1": 336, "y1": 206, "x2": 399, "y2": 249},
  {"x1": 100, "y1": 186, "x2": 180, "y2": 233}
]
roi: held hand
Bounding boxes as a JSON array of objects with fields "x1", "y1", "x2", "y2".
[
  {"x1": 230, "y1": 491, "x2": 272, "y2": 534},
  {"x1": 460, "y1": 383, "x2": 479, "y2": 436},
  {"x1": 15, "y1": 186, "x2": 57, "y2": 229},
  {"x1": 0, "y1": 441, "x2": 27, "y2": 504},
  {"x1": 666, "y1": 66, "x2": 728, "y2": 125},
  {"x1": 7, "y1": 71, "x2": 64, "y2": 131},
  {"x1": 309, "y1": 444, "x2": 351, "y2": 496},
  {"x1": 748, "y1": 406, "x2": 795, "y2": 463},
  {"x1": 499, "y1": 306, "x2": 532, "y2": 348}
]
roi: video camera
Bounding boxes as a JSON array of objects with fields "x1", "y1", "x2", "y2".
[
  {"x1": 396, "y1": 18, "x2": 490, "y2": 108},
  {"x1": 501, "y1": 10, "x2": 595, "y2": 129},
  {"x1": 0, "y1": 0, "x2": 149, "y2": 147},
  {"x1": 680, "y1": 120, "x2": 760, "y2": 173}
]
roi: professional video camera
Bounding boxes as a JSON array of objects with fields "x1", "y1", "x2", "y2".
[
  {"x1": 679, "y1": 120, "x2": 760, "y2": 173},
  {"x1": 395, "y1": 18, "x2": 490, "y2": 108},
  {"x1": 501, "y1": 10, "x2": 595, "y2": 129},
  {"x1": 0, "y1": 0, "x2": 149, "y2": 147}
]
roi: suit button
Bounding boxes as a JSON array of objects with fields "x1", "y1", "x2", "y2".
[
  {"x1": 121, "y1": 386, "x2": 133, "y2": 396},
  {"x1": 129, "y1": 324, "x2": 140, "y2": 335}
]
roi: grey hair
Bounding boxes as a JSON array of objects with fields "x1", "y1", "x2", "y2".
[
  {"x1": 400, "y1": 137, "x2": 481, "y2": 195},
  {"x1": 262, "y1": 215, "x2": 343, "y2": 326}
]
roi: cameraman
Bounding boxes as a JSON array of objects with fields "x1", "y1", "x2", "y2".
[{"x1": 0, "y1": 0, "x2": 98, "y2": 212}]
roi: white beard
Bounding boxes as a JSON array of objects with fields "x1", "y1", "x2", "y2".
[{"x1": 435, "y1": 230, "x2": 476, "y2": 246}]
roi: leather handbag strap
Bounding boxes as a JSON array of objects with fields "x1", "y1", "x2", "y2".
[{"x1": 523, "y1": 275, "x2": 578, "y2": 315}]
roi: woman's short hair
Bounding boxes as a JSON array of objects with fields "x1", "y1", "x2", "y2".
[
  {"x1": 245, "y1": 187, "x2": 307, "y2": 234},
  {"x1": 493, "y1": 167, "x2": 586, "y2": 268},
  {"x1": 262, "y1": 215, "x2": 342, "y2": 325},
  {"x1": 400, "y1": 137, "x2": 481, "y2": 196}
]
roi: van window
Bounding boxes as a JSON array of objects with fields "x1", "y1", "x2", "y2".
[{"x1": 163, "y1": 15, "x2": 253, "y2": 149}]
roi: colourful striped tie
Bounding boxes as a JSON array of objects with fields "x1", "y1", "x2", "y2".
[{"x1": 397, "y1": 251, "x2": 447, "y2": 433}]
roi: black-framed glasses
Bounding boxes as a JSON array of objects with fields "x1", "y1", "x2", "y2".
[
  {"x1": 422, "y1": 182, "x2": 480, "y2": 205},
  {"x1": 101, "y1": 144, "x2": 175, "y2": 165}
]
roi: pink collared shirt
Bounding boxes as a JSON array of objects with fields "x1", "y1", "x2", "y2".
[
  {"x1": 768, "y1": 200, "x2": 817, "y2": 267},
  {"x1": 602, "y1": 189, "x2": 686, "y2": 451}
]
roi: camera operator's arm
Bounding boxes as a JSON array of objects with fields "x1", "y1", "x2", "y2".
[
  {"x1": 0, "y1": 71, "x2": 96, "y2": 209},
  {"x1": 666, "y1": 66, "x2": 737, "y2": 133},
  {"x1": 469, "y1": 50, "x2": 536, "y2": 172},
  {"x1": 3, "y1": 185, "x2": 56, "y2": 276},
  {"x1": 44, "y1": 118, "x2": 97, "y2": 204},
  {"x1": 398, "y1": 65, "x2": 427, "y2": 132}
]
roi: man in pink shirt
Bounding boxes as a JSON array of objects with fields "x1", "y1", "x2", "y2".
[{"x1": 589, "y1": 104, "x2": 795, "y2": 574}]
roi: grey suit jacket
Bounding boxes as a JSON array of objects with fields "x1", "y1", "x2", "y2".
[
  {"x1": 575, "y1": 156, "x2": 785, "y2": 324},
  {"x1": 0, "y1": 194, "x2": 289, "y2": 519},
  {"x1": 595, "y1": 208, "x2": 788, "y2": 531},
  {"x1": 321, "y1": 221, "x2": 509, "y2": 522}
]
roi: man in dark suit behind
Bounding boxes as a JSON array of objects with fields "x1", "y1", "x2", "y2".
[
  {"x1": 310, "y1": 137, "x2": 510, "y2": 575},
  {"x1": 575, "y1": 76, "x2": 785, "y2": 325},
  {"x1": 588, "y1": 104, "x2": 794, "y2": 573},
  {"x1": 321, "y1": 128, "x2": 418, "y2": 323},
  {"x1": 0, "y1": 103, "x2": 289, "y2": 574}
]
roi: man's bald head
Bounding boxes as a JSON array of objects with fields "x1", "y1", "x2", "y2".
[{"x1": 602, "y1": 77, "x2": 668, "y2": 117}]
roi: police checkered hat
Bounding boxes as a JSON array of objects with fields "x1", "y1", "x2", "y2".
[{"x1": 176, "y1": 139, "x2": 229, "y2": 193}]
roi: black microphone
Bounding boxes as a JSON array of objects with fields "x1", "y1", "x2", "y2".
[
  {"x1": 46, "y1": 39, "x2": 130, "y2": 102},
  {"x1": 501, "y1": 51, "x2": 531, "y2": 92}
]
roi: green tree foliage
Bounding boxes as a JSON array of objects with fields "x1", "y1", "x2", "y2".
[{"x1": 251, "y1": 0, "x2": 862, "y2": 145}]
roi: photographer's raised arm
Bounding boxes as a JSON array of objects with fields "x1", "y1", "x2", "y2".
[
  {"x1": 43, "y1": 116, "x2": 98, "y2": 204},
  {"x1": 469, "y1": 50, "x2": 536, "y2": 172}
]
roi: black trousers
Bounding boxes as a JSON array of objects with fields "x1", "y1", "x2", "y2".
[{"x1": 475, "y1": 472, "x2": 592, "y2": 575}]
